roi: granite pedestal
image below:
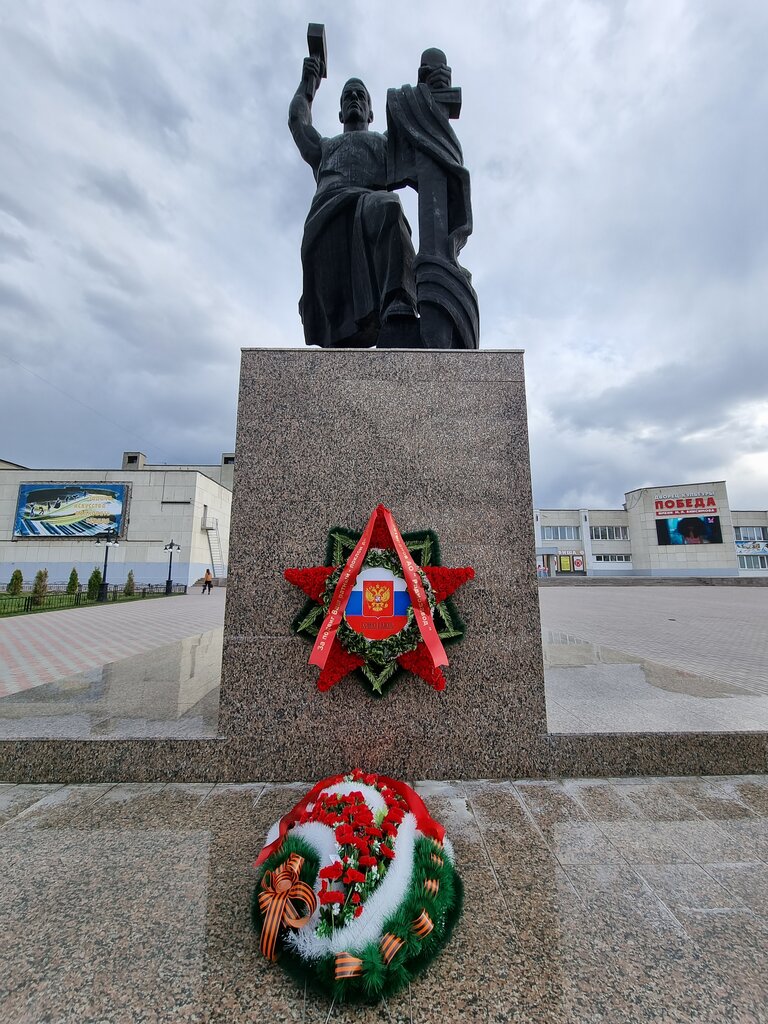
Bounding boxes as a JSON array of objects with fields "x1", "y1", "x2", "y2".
[{"x1": 220, "y1": 348, "x2": 549, "y2": 779}]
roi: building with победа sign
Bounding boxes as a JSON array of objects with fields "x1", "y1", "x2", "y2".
[
  {"x1": 534, "y1": 480, "x2": 768, "y2": 579},
  {"x1": 0, "y1": 451, "x2": 233, "y2": 589}
]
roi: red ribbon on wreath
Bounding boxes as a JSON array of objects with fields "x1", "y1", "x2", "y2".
[
  {"x1": 253, "y1": 771, "x2": 445, "y2": 868},
  {"x1": 309, "y1": 505, "x2": 447, "y2": 672}
]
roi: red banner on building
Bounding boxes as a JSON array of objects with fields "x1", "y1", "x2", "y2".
[{"x1": 655, "y1": 496, "x2": 717, "y2": 517}]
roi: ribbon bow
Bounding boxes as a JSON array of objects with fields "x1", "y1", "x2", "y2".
[{"x1": 257, "y1": 853, "x2": 317, "y2": 962}]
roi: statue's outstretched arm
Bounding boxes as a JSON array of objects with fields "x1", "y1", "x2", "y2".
[{"x1": 289, "y1": 57, "x2": 322, "y2": 173}]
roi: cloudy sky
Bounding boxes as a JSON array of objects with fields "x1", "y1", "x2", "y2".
[{"x1": 1, "y1": 0, "x2": 766, "y2": 509}]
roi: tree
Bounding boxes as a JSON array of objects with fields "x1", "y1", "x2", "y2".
[
  {"x1": 123, "y1": 569, "x2": 135, "y2": 597},
  {"x1": 66, "y1": 568, "x2": 79, "y2": 595},
  {"x1": 87, "y1": 567, "x2": 102, "y2": 601},
  {"x1": 31, "y1": 568, "x2": 49, "y2": 607},
  {"x1": 6, "y1": 569, "x2": 23, "y2": 595}
]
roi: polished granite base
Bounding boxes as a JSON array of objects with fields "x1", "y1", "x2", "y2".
[
  {"x1": 2, "y1": 775, "x2": 766, "y2": 1022},
  {"x1": 220, "y1": 349, "x2": 547, "y2": 779}
]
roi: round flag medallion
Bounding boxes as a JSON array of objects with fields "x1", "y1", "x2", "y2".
[{"x1": 343, "y1": 567, "x2": 411, "y2": 639}]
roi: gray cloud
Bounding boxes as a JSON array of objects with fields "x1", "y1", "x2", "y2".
[
  {"x1": 78, "y1": 167, "x2": 165, "y2": 234},
  {"x1": 0, "y1": 229, "x2": 31, "y2": 262},
  {"x1": 0, "y1": 280, "x2": 45, "y2": 319},
  {"x1": 0, "y1": 0, "x2": 765, "y2": 512}
]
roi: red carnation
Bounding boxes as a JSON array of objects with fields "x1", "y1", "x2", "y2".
[
  {"x1": 351, "y1": 892, "x2": 361, "y2": 904},
  {"x1": 397, "y1": 645, "x2": 446, "y2": 691},
  {"x1": 318, "y1": 862, "x2": 343, "y2": 881},
  {"x1": 421, "y1": 564, "x2": 475, "y2": 604},
  {"x1": 380, "y1": 844, "x2": 395, "y2": 859},
  {"x1": 317, "y1": 644, "x2": 366, "y2": 692},
  {"x1": 354, "y1": 906, "x2": 363, "y2": 917},
  {"x1": 335, "y1": 824, "x2": 354, "y2": 843},
  {"x1": 358, "y1": 855, "x2": 377, "y2": 867},
  {"x1": 344, "y1": 868, "x2": 366, "y2": 885},
  {"x1": 283, "y1": 565, "x2": 335, "y2": 603},
  {"x1": 382, "y1": 822, "x2": 398, "y2": 837},
  {"x1": 319, "y1": 890, "x2": 345, "y2": 905},
  {"x1": 367, "y1": 826, "x2": 383, "y2": 839}
]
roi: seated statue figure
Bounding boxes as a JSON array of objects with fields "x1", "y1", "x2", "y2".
[{"x1": 289, "y1": 59, "x2": 418, "y2": 348}]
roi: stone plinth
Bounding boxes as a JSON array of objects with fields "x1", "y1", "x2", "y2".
[{"x1": 220, "y1": 348, "x2": 549, "y2": 779}]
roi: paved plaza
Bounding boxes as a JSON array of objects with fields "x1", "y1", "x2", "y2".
[
  {"x1": 0, "y1": 586, "x2": 766, "y2": 1019},
  {"x1": 1, "y1": 583, "x2": 767, "y2": 737},
  {"x1": 1, "y1": 775, "x2": 766, "y2": 1022},
  {"x1": 0, "y1": 589, "x2": 225, "y2": 698},
  {"x1": 540, "y1": 586, "x2": 768, "y2": 733}
]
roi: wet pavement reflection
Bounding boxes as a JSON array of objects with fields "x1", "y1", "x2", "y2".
[
  {"x1": 1, "y1": 776, "x2": 766, "y2": 1022},
  {"x1": 0, "y1": 628, "x2": 222, "y2": 738},
  {"x1": 544, "y1": 630, "x2": 768, "y2": 733}
]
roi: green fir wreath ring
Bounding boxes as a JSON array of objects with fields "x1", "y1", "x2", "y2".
[
  {"x1": 285, "y1": 513, "x2": 475, "y2": 696},
  {"x1": 329, "y1": 548, "x2": 435, "y2": 666},
  {"x1": 251, "y1": 770, "x2": 464, "y2": 1003}
]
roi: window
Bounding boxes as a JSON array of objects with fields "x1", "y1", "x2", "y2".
[
  {"x1": 223, "y1": 456, "x2": 235, "y2": 465},
  {"x1": 541, "y1": 525, "x2": 580, "y2": 540},
  {"x1": 594, "y1": 554, "x2": 632, "y2": 562},
  {"x1": 126, "y1": 455, "x2": 138, "y2": 464},
  {"x1": 739, "y1": 554, "x2": 768, "y2": 569},
  {"x1": 735, "y1": 526, "x2": 768, "y2": 542},
  {"x1": 590, "y1": 525, "x2": 629, "y2": 541}
]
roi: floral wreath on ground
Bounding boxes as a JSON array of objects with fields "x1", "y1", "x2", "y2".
[
  {"x1": 285, "y1": 504, "x2": 474, "y2": 696},
  {"x1": 251, "y1": 769, "x2": 463, "y2": 1002}
]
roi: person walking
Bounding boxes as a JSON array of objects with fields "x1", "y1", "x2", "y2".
[{"x1": 202, "y1": 569, "x2": 213, "y2": 595}]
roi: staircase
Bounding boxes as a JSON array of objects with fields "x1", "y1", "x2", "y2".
[{"x1": 202, "y1": 516, "x2": 227, "y2": 578}]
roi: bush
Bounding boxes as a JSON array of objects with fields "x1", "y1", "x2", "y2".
[
  {"x1": 6, "y1": 569, "x2": 23, "y2": 595},
  {"x1": 66, "y1": 567, "x2": 79, "y2": 595},
  {"x1": 31, "y1": 568, "x2": 49, "y2": 606},
  {"x1": 87, "y1": 567, "x2": 102, "y2": 601},
  {"x1": 123, "y1": 569, "x2": 135, "y2": 597}
]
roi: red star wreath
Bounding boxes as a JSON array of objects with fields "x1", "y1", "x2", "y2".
[{"x1": 285, "y1": 505, "x2": 474, "y2": 696}]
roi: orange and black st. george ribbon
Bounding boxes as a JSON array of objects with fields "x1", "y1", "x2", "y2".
[
  {"x1": 257, "y1": 853, "x2": 317, "y2": 962},
  {"x1": 380, "y1": 932, "x2": 405, "y2": 965},
  {"x1": 335, "y1": 952, "x2": 364, "y2": 979}
]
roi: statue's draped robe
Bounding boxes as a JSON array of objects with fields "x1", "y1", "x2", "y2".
[
  {"x1": 386, "y1": 84, "x2": 472, "y2": 261},
  {"x1": 299, "y1": 132, "x2": 416, "y2": 348},
  {"x1": 386, "y1": 83, "x2": 478, "y2": 350}
]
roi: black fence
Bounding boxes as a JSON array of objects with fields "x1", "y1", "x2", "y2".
[{"x1": 0, "y1": 584, "x2": 187, "y2": 618}]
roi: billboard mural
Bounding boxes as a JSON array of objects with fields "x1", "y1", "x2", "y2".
[
  {"x1": 736, "y1": 540, "x2": 768, "y2": 555},
  {"x1": 656, "y1": 515, "x2": 723, "y2": 546},
  {"x1": 13, "y1": 483, "x2": 129, "y2": 539}
]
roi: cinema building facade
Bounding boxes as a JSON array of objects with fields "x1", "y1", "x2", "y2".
[{"x1": 535, "y1": 481, "x2": 768, "y2": 579}]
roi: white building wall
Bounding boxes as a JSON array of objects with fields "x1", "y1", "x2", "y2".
[
  {"x1": 0, "y1": 466, "x2": 231, "y2": 588},
  {"x1": 585, "y1": 509, "x2": 634, "y2": 576},
  {"x1": 732, "y1": 509, "x2": 768, "y2": 576}
]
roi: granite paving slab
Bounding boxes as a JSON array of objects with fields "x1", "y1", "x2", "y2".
[{"x1": 1, "y1": 775, "x2": 766, "y2": 1022}]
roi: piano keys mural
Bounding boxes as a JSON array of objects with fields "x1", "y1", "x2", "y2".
[{"x1": 13, "y1": 483, "x2": 129, "y2": 538}]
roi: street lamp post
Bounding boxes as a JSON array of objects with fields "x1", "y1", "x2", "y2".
[
  {"x1": 95, "y1": 528, "x2": 119, "y2": 602},
  {"x1": 164, "y1": 540, "x2": 181, "y2": 594}
]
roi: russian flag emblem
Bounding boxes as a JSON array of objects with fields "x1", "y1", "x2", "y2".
[{"x1": 344, "y1": 568, "x2": 411, "y2": 639}]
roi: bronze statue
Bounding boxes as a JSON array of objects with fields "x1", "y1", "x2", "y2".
[{"x1": 289, "y1": 27, "x2": 477, "y2": 350}]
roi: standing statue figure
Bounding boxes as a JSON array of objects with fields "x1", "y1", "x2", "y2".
[
  {"x1": 289, "y1": 28, "x2": 477, "y2": 350},
  {"x1": 289, "y1": 58, "x2": 418, "y2": 348}
]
